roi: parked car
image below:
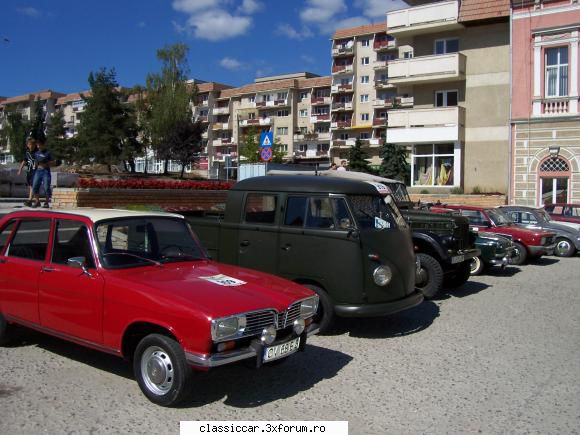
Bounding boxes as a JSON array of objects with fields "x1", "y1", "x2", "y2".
[
  {"x1": 430, "y1": 205, "x2": 556, "y2": 265},
  {"x1": 544, "y1": 203, "x2": 580, "y2": 225},
  {"x1": 470, "y1": 232, "x2": 515, "y2": 275},
  {"x1": 500, "y1": 205, "x2": 580, "y2": 257},
  {"x1": 182, "y1": 175, "x2": 423, "y2": 333},
  {"x1": 0, "y1": 209, "x2": 319, "y2": 406},
  {"x1": 268, "y1": 170, "x2": 479, "y2": 299}
]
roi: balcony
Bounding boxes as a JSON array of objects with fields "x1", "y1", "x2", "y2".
[
  {"x1": 331, "y1": 120, "x2": 353, "y2": 129},
  {"x1": 293, "y1": 132, "x2": 331, "y2": 142},
  {"x1": 331, "y1": 84, "x2": 354, "y2": 94},
  {"x1": 310, "y1": 114, "x2": 331, "y2": 123},
  {"x1": 212, "y1": 107, "x2": 229, "y2": 115},
  {"x1": 332, "y1": 64, "x2": 354, "y2": 74},
  {"x1": 373, "y1": 118, "x2": 387, "y2": 127},
  {"x1": 387, "y1": 0, "x2": 462, "y2": 36},
  {"x1": 259, "y1": 117, "x2": 272, "y2": 126},
  {"x1": 212, "y1": 138, "x2": 233, "y2": 146},
  {"x1": 240, "y1": 119, "x2": 260, "y2": 127},
  {"x1": 332, "y1": 45, "x2": 354, "y2": 57},
  {"x1": 256, "y1": 99, "x2": 289, "y2": 109},
  {"x1": 311, "y1": 96, "x2": 331, "y2": 105},
  {"x1": 212, "y1": 122, "x2": 230, "y2": 130},
  {"x1": 374, "y1": 79, "x2": 395, "y2": 90},
  {"x1": 331, "y1": 102, "x2": 353, "y2": 112},
  {"x1": 197, "y1": 115, "x2": 209, "y2": 123},
  {"x1": 370, "y1": 138, "x2": 385, "y2": 146},
  {"x1": 388, "y1": 53, "x2": 466, "y2": 85},
  {"x1": 373, "y1": 60, "x2": 388, "y2": 70},
  {"x1": 532, "y1": 96, "x2": 580, "y2": 116},
  {"x1": 374, "y1": 38, "x2": 396, "y2": 51},
  {"x1": 387, "y1": 106, "x2": 465, "y2": 144},
  {"x1": 214, "y1": 151, "x2": 238, "y2": 162},
  {"x1": 373, "y1": 96, "x2": 415, "y2": 108}
]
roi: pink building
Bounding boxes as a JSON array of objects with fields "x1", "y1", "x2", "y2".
[{"x1": 511, "y1": 0, "x2": 580, "y2": 205}]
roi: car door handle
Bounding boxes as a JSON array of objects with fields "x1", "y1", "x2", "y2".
[
  {"x1": 281, "y1": 244, "x2": 291, "y2": 251},
  {"x1": 240, "y1": 240, "x2": 250, "y2": 247},
  {"x1": 42, "y1": 266, "x2": 56, "y2": 272}
]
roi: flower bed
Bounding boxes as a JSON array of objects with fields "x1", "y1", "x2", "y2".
[{"x1": 77, "y1": 178, "x2": 235, "y2": 190}]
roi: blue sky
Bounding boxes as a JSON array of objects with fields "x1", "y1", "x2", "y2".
[{"x1": 0, "y1": 0, "x2": 408, "y2": 97}]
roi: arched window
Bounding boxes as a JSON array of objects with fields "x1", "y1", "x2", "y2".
[{"x1": 539, "y1": 156, "x2": 570, "y2": 205}]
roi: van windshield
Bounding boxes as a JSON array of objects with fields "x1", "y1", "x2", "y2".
[
  {"x1": 385, "y1": 182, "x2": 412, "y2": 203},
  {"x1": 349, "y1": 195, "x2": 401, "y2": 230}
]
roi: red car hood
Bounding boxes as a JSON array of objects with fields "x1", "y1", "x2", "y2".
[{"x1": 110, "y1": 260, "x2": 314, "y2": 319}]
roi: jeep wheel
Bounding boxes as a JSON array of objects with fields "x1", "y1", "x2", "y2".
[
  {"x1": 446, "y1": 261, "x2": 471, "y2": 288},
  {"x1": 304, "y1": 284, "x2": 334, "y2": 334},
  {"x1": 469, "y1": 256, "x2": 485, "y2": 276},
  {"x1": 511, "y1": 242, "x2": 528, "y2": 266},
  {"x1": 415, "y1": 253, "x2": 443, "y2": 299},
  {"x1": 134, "y1": 333, "x2": 193, "y2": 407},
  {"x1": 554, "y1": 238, "x2": 575, "y2": 257}
]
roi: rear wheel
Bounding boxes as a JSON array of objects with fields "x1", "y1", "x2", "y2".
[
  {"x1": 303, "y1": 284, "x2": 334, "y2": 334},
  {"x1": 415, "y1": 253, "x2": 444, "y2": 299},
  {"x1": 133, "y1": 333, "x2": 193, "y2": 407},
  {"x1": 554, "y1": 238, "x2": 575, "y2": 257},
  {"x1": 511, "y1": 242, "x2": 528, "y2": 266},
  {"x1": 469, "y1": 256, "x2": 485, "y2": 276},
  {"x1": 446, "y1": 261, "x2": 471, "y2": 288}
]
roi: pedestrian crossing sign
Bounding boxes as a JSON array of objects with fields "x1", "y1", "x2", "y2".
[{"x1": 260, "y1": 132, "x2": 273, "y2": 148}]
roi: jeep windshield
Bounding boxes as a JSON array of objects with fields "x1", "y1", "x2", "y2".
[
  {"x1": 486, "y1": 209, "x2": 512, "y2": 227},
  {"x1": 349, "y1": 195, "x2": 405, "y2": 230},
  {"x1": 94, "y1": 217, "x2": 207, "y2": 268}
]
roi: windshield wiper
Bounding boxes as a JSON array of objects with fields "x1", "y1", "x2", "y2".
[
  {"x1": 160, "y1": 253, "x2": 202, "y2": 262},
  {"x1": 102, "y1": 252, "x2": 162, "y2": 266}
]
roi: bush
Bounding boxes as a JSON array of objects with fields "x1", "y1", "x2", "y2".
[
  {"x1": 450, "y1": 187, "x2": 464, "y2": 194},
  {"x1": 77, "y1": 178, "x2": 235, "y2": 190},
  {"x1": 420, "y1": 189, "x2": 430, "y2": 194},
  {"x1": 471, "y1": 186, "x2": 482, "y2": 194}
]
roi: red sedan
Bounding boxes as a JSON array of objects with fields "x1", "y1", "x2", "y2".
[
  {"x1": 544, "y1": 203, "x2": 580, "y2": 225},
  {"x1": 0, "y1": 209, "x2": 319, "y2": 406}
]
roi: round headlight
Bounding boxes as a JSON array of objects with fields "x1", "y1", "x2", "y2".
[
  {"x1": 261, "y1": 325, "x2": 277, "y2": 345},
  {"x1": 293, "y1": 318, "x2": 305, "y2": 335},
  {"x1": 300, "y1": 296, "x2": 319, "y2": 318},
  {"x1": 373, "y1": 265, "x2": 392, "y2": 286}
]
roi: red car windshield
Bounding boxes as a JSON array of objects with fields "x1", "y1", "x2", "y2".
[{"x1": 486, "y1": 209, "x2": 512, "y2": 227}]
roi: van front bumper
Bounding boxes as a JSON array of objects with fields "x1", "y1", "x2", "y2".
[{"x1": 334, "y1": 290, "x2": 424, "y2": 318}]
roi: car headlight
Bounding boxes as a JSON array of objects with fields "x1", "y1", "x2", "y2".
[
  {"x1": 373, "y1": 265, "x2": 392, "y2": 286},
  {"x1": 540, "y1": 237, "x2": 546, "y2": 245},
  {"x1": 211, "y1": 315, "x2": 246, "y2": 342},
  {"x1": 300, "y1": 296, "x2": 319, "y2": 319}
]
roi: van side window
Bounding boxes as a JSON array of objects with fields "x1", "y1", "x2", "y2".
[
  {"x1": 6, "y1": 219, "x2": 51, "y2": 261},
  {"x1": 284, "y1": 196, "x2": 307, "y2": 226},
  {"x1": 244, "y1": 193, "x2": 277, "y2": 224},
  {"x1": 0, "y1": 220, "x2": 16, "y2": 254},
  {"x1": 332, "y1": 198, "x2": 353, "y2": 229},
  {"x1": 306, "y1": 198, "x2": 335, "y2": 229}
]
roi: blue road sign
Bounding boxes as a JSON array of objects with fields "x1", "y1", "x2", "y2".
[
  {"x1": 260, "y1": 147, "x2": 273, "y2": 161},
  {"x1": 260, "y1": 132, "x2": 273, "y2": 148}
]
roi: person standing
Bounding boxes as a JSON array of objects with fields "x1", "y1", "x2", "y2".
[
  {"x1": 16, "y1": 137, "x2": 37, "y2": 206},
  {"x1": 31, "y1": 138, "x2": 54, "y2": 208},
  {"x1": 337, "y1": 160, "x2": 348, "y2": 171}
]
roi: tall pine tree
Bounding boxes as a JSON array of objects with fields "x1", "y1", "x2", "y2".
[
  {"x1": 29, "y1": 97, "x2": 46, "y2": 142},
  {"x1": 45, "y1": 110, "x2": 71, "y2": 165},
  {"x1": 378, "y1": 141, "x2": 410, "y2": 183},
  {"x1": 347, "y1": 139, "x2": 372, "y2": 173}
]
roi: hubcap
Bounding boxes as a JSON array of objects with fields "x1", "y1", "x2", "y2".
[
  {"x1": 557, "y1": 240, "x2": 571, "y2": 253},
  {"x1": 470, "y1": 257, "x2": 480, "y2": 273},
  {"x1": 416, "y1": 267, "x2": 428, "y2": 287},
  {"x1": 141, "y1": 346, "x2": 174, "y2": 396}
]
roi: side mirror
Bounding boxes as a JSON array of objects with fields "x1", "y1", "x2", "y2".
[{"x1": 67, "y1": 256, "x2": 92, "y2": 276}]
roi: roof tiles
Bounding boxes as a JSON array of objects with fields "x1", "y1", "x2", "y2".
[
  {"x1": 332, "y1": 22, "x2": 386, "y2": 40},
  {"x1": 459, "y1": 0, "x2": 509, "y2": 23}
]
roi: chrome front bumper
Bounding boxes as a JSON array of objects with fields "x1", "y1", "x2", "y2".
[{"x1": 184, "y1": 323, "x2": 319, "y2": 369}]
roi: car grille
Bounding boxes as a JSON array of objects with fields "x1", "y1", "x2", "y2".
[
  {"x1": 243, "y1": 302, "x2": 302, "y2": 337},
  {"x1": 544, "y1": 236, "x2": 555, "y2": 246},
  {"x1": 453, "y1": 218, "x2": 470, "y2": 250}
]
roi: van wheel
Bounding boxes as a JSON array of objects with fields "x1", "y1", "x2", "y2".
[
  {"x1": 554, "y1": 238, "x2": 575, "y2": 257},
  {"x1": 0, "y1": 313, "x2": 12, "y2": 346},
  {"x1": 415, "y1": 253, "x2": 443, "y2": 299},
  {"x1": 133, "y1": 334, "x2": 193, "y2": 407},
  {"x1": 446, "y1": 261, "x2": 471, "y2": 288},
  {"x1": 511, "y1": 242, "x2": 528, "y2": 265},
  {"x1": 303, "y1": 284, "x2": 334, "y2": 334},
  {"x1": 469, "y1": 256, "x2": 485, "y2": 276}
]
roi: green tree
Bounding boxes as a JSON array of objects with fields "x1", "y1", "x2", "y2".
[
  {"x1": 146, "y1": 43, "x2": 194, "y2": 173},
  {"x1": 129, "y1": 85, "x2": 152, "y2": 173},
  {"x1": 271, "y1": 137, "x2": 286, "y2": 163},
  {"x1": 1, "y1": 111, "x2": 30, "y2": 163},
  {"x1": 167, "y1": 119, "x2": 204, "y2": 178},
  {"x1": 45, "y1": 110, "x2": 71, "y2": 165},
  {"x1": 29, "y1": 97, "x2": 46, "y2": 142},
  {"x1": 240, "y1": 127, "x2": 260, "y2": 163},
  {"x1": 378, "y1": 141, "x2": 410, "y2": 183},
  {"x1": 77, "y1": 68, "x2": 132, "y2": 170},
  {"x1": 347, "y1": 139, "x2": 372, "y2": 173}
]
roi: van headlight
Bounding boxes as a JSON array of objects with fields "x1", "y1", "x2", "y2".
[
  {"x1": 300, "y1": 296, "x2": 319, "y2": 318},
  {"x1": 211, "y1": 315, "x2": 246, "y2": 342},
  {"x1": 373, "y1": 265, "x2": 392, "y2": 286}
]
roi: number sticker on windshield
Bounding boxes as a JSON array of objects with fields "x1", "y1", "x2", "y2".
[
  {"x1": 200, "y1": 274, "x2": 247, "y2": 286},
  {"x1": 374, "y1": 217, "x2": 390, "y2": 229}
]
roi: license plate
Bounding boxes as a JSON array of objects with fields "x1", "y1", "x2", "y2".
[
  {"x1": 263, "y1": 337, "x2": 301, "y2": 362},
  {"x1": 451, "y1": 254, "x2": 465, "y2": 264}
]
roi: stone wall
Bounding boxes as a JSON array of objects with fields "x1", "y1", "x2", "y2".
[
  {"x1": 410, "y1": 193, "x2": 506, "y2": 207},
  {"x1": 52, "y1": 188, "x2": 228, "y2": 210}
]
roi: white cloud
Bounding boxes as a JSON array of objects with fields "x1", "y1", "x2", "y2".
[
  {"x1": 301, "y1": 55, "x2": 315, "y2": 64},
  {"x1": 172, "y1": 0, "x2": 220, "y2": 13},
  {"x1": 256, "y1": 67, "x2": 273, "y2": 78},
  {"x1": 320, "y1": 16, "x2": 371, "y2": 34},
  {"x1": 238, "y1": 0, "x2": 262, "y2": 14},
  {"x1": 355, "y1": 0, "x2": 408, "y2": 18},
  {"x1": 137, "y1": 21, "x2": 146, "y2": 28},
  {"x1": 300, "y1": 0, "x2": 347, "y2": 23},
  {"x1": 220, "y1": 57, "x2": 242, "y2": 70},
  {"x1": 17, "y1": 7, "x2": 40, "y2": 17},
  {"x1": 275, "y1": 24, "x2": 313, "y2": 40}
]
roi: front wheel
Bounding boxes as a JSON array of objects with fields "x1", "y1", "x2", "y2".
[
  {"x1": 303, "y1": 284, "x2": 334, "y2": 334},
  {"x1": 415, "y1": 253, "x2": 444, "y2": 299},
  {"x1": 469, "y1": 256, "x2": 485, "y2": 276},
  {"x1": 511, "y1": 242, "x2": 528, "y2": 266},
  {"x1": 554, "y1": 238, "x2": 575, "y2": 257},
  {"x1": 133, "y1": 333, "x2": 193, "y2": 407}
]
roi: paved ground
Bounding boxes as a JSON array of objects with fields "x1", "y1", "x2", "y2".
[{"x1": 0, "y1": 256, "x2": 579, "y2": 434}]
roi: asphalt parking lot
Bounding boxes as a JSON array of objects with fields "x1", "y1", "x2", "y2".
[{"x1": 1, "y1": 256, "x2": 579, "y2": 435}]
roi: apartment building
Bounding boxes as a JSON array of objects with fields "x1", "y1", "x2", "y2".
[
  {"x1": 55, "y1": 91, "x2": 91, "y2": 138},
  {"x1": 0, "y1": 90, "x2": 65, "y2": 163},
  {"x1": 384, "y1": 0, "x2": 510, "y2": 192},
  {"x1": 511, "y1": 0, "x2": 580, "y2": 205},
  {"x1": 330, "y1": 23, "x2": 395, "y2": 165}
]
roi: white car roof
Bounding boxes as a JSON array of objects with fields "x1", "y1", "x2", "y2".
[{"x1": 11, "y1": 208, "x2": 184, "y2": 223}]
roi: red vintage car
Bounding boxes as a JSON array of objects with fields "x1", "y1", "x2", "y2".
[
  {"x1": 544, "y1": 203, "x2": 580, "y2": 225},
  {"x1": 429, "y1": 205, "x2": 556, "y2": 265},
  {"x1": 0, "y1": 209, "x2": 319, "y2": 406}
]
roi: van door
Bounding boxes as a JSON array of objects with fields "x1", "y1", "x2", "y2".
[
  {"x1": 278, "y1": 195, "x2": 364, "y2": 305},
  {"x1": 237, "y1": 192, "x2": 279, "y2": 274}
]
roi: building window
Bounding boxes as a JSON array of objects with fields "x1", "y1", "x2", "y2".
[
  {"x1": 360, "y1": 94, "x2": 369, "y2": 103},
  {"x1": 340, "y1": 78, "x2": 351, "y2": 85},
  {"x1": 360, "y1": 132, "x2": 370, "y2": 139},
  {"x1": 276, "y1": 127, "x2": 289, "y2": 135},
  {"x1": 435, "y1": 90, "x2": 458, "y2": 107},
  {"x1": 300, "y1": 126, "x2": 308, "y2": 134},
  {"x1": 361, "y1": 57, "x2": 369, "y2": 65},
  {"x1": 280, "y1": 144, "x2": 288, "y2": 152},
  {"x1": 277, "y1": 110, "x2": 289, "y2": 117},
  {"x1": 434, "y1": 38, "x2": 459, "y2": 55},
  {"x1": 361, "y1": 75, "x2": 369, "y2": 84},
  {"x1": 361, "y1": 113, "x2": 369, "y2": 121},
  {"x1": 299, "y1": 144, "x2": 308, "y2": 152},
  {"x1": 299, "y1": 109, "x2": 308, "y2": 117},
  {"x1": 413, "y1": 144, "x2": 455, "y2": 187},
  {"x1": 339, "y1": 133, "x2": 349, "y2": 140},
  {"x1": 249, "y1": 96, "x2": 255, "y2": 103},
  {"x1": 277, "y1": 92, "x2": 288, "y2": 100},
  {"x1": 361, "y1": 39, "x2": 370, "y2": 47},
  {"x1": 300, "y1": 91, "x2": 308, "y2": 100},
  {"x1": 545, "y1": 47, "x2": 568, "y2": 97},
  {"x1": 248, "y1": 112, "x2": 256, "y2": 119},
  {"x1": 539, "y1": 156, "x2": 570, "y2": 204}
]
